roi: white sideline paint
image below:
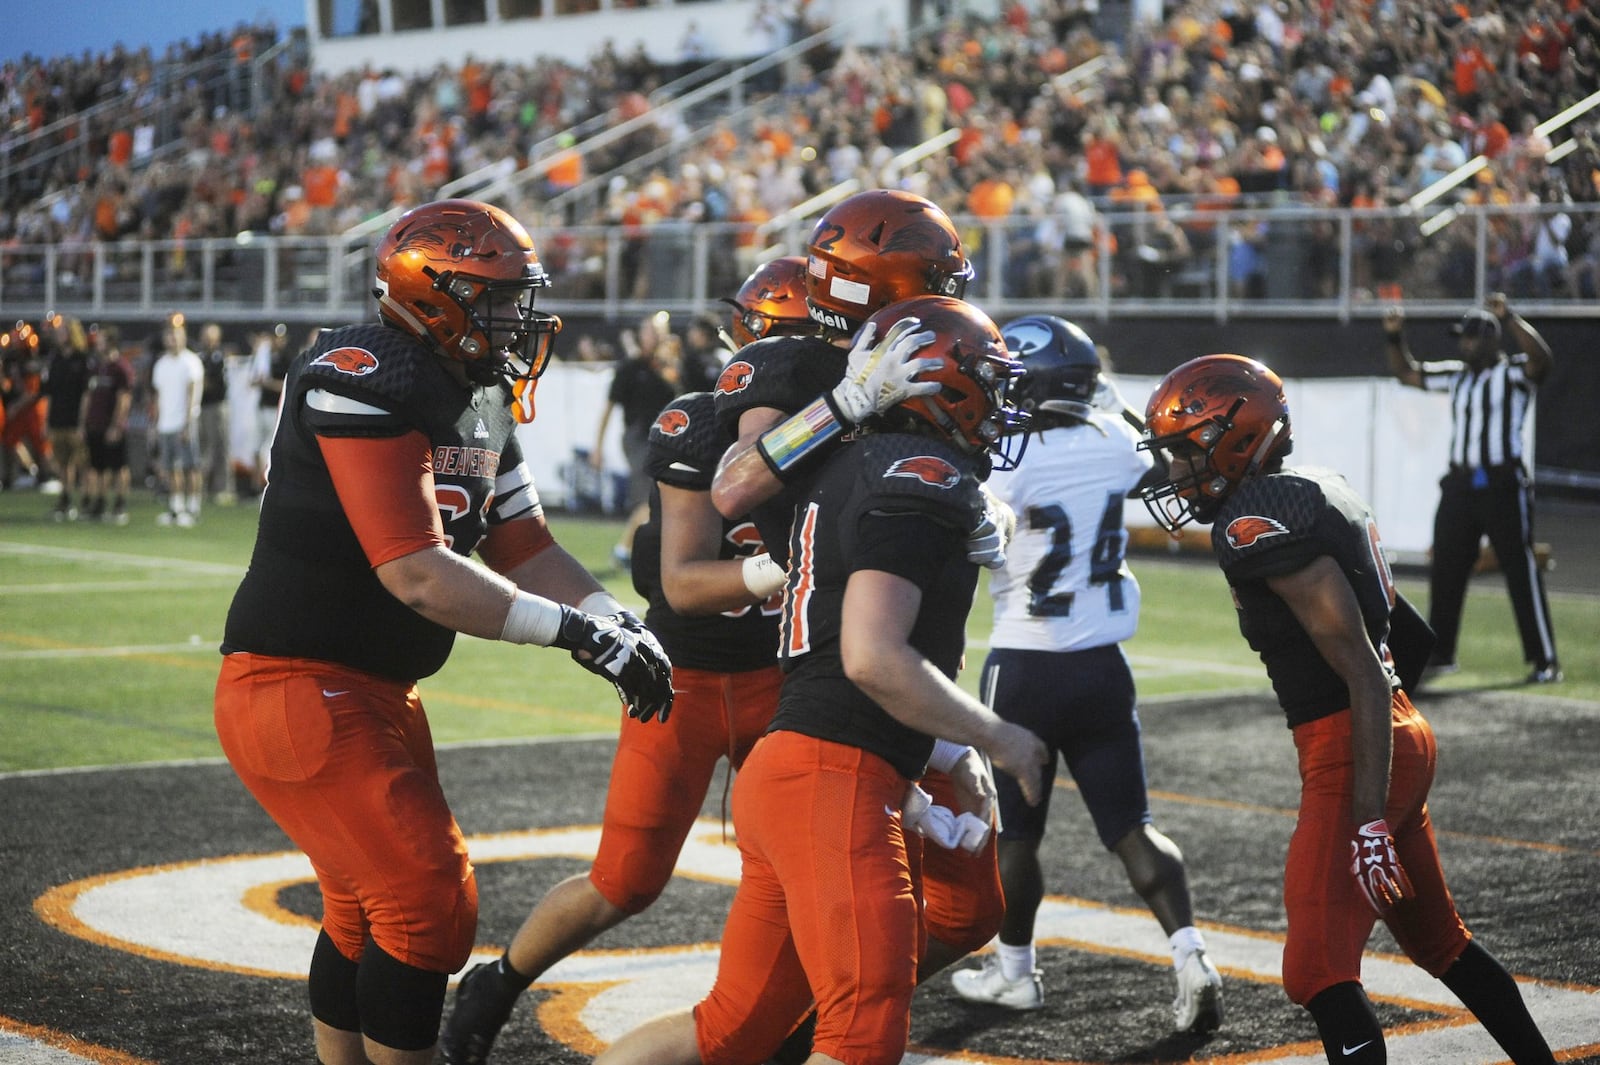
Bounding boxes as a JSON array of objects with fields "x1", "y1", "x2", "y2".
[
  {"x1": 48, "y1": 821, "x2": 1600, "y2": 1064},
  {"x1": 0, "y1": 541, "x2": 242, "y2": 575},
  {"x1": 0, "y1": 1029, "x2": 117, "y2": 1065}
]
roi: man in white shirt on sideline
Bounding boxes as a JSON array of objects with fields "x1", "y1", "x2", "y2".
[{"x1": 150, "y1": 319, "x2": 205, "y2": 526}]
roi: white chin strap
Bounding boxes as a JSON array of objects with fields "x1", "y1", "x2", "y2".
[{"x1": 1244, "y1": 418, "x2": 1287, "y2": 476}]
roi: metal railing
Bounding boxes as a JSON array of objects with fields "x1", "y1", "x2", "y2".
[{"x1": 3, "y1": 202, "x2": 1597, "y2": 324}]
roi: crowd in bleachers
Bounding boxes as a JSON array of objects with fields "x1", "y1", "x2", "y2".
[{"x1": 4, "y1": 0, "x2": 1600, "y2": 299}]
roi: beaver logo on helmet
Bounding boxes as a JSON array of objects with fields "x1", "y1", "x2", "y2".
[
  {"x1": 312, "y1": 347, "x2": 380, "y2": 376},
  {"x1": 390, "y1": 219, "x2": 494, "y2": 263},
  {"x1": 654, "y1": 408, "x2": 690, "y2": 437},
  {"x1": 1225, "y1": 515, "x2": 1290, "y2": 549},
  {"x1": 716, "y1": 361, "x2": 755, "y2": 397},
  {"x1": 885, "y1": 455, "x2": 962, "y2": 489}
]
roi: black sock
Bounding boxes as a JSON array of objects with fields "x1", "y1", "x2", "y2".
[
  {"x1": 494, "y1": 951, "x2": 534, "y2": 993},
  {"x1": 769, "y1": 1010, "x2": 817, "y2": 1065},
  {"x1": 1306, "y1": 982, "x2": 1385, "y2": 1063},
  {"x1": 1439, "y1": 941, "x2": 1555, "y2": 1065}
]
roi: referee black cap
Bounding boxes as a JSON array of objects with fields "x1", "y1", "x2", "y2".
[{"x1": 1451, "y1": 308, "x2": 1500, "y2": 339}]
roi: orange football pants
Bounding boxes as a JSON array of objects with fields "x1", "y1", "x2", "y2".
[
  {"x1": 214, "y1": 652, "x2": 476, "y2": 974},
  {"x1": 696, "y1": 731, "x2": 921, "y2": 1065},
  {"x1": 1282, "y1": 691, "x2": 1471, "y2": 1005},
  {"x1": 590, "y1": 664, "x2": 782, "y2": 913}
]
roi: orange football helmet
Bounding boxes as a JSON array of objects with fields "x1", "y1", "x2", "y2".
[
  {"x1": 864, "y1": 296, "x2": 1029, "y2": 469},
  {"x1": 804, "y1": 189, "x2": 973, "y2": 336},
  {"x1": 373, "y1": 199, "x2": 562, "y2": 391},
  {"x1": 722, "y1": 256, "x2": 814, "y2": 348},
  {"x1": 1139, "y1": 353, "x2": 1293, "y2": 530}
]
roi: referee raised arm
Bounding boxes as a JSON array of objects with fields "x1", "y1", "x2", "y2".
[{"x1": 1383, "y1": 293, "x2": 1561, "y2": 684}]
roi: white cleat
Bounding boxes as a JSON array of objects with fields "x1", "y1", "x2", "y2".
[
  {"x1": 950, "y1": 954, "x2": 1044, "y2": 1011},
  {"x1": 1172, "y1": 948, "x2": 1224, "y2": 1033}
]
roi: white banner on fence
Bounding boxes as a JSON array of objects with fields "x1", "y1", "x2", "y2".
[{"x1": 522, "y1": 366, "x2": 1523, "y2": 559}]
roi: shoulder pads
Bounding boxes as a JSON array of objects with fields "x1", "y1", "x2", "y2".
[
  {"x1": 1212, "y1": 470, "x2": 1324, "y2": 565},
  {"x1": 646, "y1": 391, "x2": 726, "y2": 491},
  {"x1": 297, "y1": 323, "x2": 434, "y2": 411},
  {"x1": 713, "y1": 335, "x2": 846, "y2": 437},
  {"x1": 848, "y1": 433, "x2": 985, "y2": 533}
]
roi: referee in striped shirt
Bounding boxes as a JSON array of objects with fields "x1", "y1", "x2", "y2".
[{"x1": 1384, "y1": 292, "x2": 1561, "y2": 684}]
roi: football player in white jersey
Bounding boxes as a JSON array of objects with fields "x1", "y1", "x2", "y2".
[{"x1": 950, "y1": 315, "x2": 1225, "y2": 1033}]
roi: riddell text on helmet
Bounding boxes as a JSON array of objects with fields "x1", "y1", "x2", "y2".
[{"x1": 808, "y1": 305, "x2": 854, "y2": 331}]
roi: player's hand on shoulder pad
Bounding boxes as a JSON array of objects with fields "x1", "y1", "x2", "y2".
[
  {"x1": 830, "y1": 318, "x2": 940, "y2": 426},
  {"x1": 986, "y1": 722, "x2": 1050, "y2": 808},
  {"x1": 553, "y1": 607, "x2": 675, "y2": 723},
  {"x1": 966, "y1": 486, "x2": 1016, "y2": 570},
  {"x1": 1350, "y1": 818, "x2": 1412, "y2": 917}
]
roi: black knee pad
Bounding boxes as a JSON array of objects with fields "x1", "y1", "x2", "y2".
[
  {"x1": 357, "y1": 937, "x2": 449, "y2": 1051},
  {"x1": 308, "y1": 928, "x2": 361, "y2": 1032}
]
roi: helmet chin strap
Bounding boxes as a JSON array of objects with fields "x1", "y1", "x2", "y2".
[{"x1": 1243, "y1": 418, "x2": 1288, "y2": 477}]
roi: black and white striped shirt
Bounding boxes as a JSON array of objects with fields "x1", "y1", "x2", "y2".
[{"x1": 1420, "y1": 356, "x2": 1535, "y2": 470}]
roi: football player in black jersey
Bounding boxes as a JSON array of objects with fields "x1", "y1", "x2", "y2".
[
  {"x1": 214, "y1": 199, "x2": 673, "y2": 1065},
  {"x1": 1138, "y1": 354, "x2": 1554, "y2": 1065},
  {"x1": 595, "y1": 296, "x2": 1050, "y2": 1065},
  {"x1": 440, "y1": 261, "x2": 813, "y2": 1064},
  {"x1": 441, "y1": 388, "x2": 790, "y2": 1062},
  {"x1": 710, "y1": 198, "x2": 1023, "y2": 1051}
]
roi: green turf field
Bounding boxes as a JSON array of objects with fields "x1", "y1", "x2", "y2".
[{"x1": 1, "y1": 488, "x2": 1593, "y2": 772}]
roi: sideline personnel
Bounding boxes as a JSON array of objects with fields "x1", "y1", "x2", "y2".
[{"x1": 1383, "y1": 293, "x2": 1559, "y2": 683}]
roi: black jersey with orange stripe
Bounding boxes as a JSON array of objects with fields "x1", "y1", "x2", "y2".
[
  {"x1": 771, "y1": 432, "x2": 986, "y2": 780},
  {"x1": 1211, "y1": 466, "x2": 1400, "y2": 727},
  {"x1": 223, "y1": 322, "x2": 530, "y2": 681},
  {"x1": 631, "y1": 392, "x2": 781, "y2": 673}
]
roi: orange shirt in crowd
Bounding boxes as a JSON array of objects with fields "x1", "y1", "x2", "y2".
[
  {"x1": 547, "y1": 150, "x2": 583, "y2": 191},
  {"x1": 966, "y1": 177, "x2": 1015, "y2": 219},
  {"x1": 1477, "y1": 120, "x2": 1511, "y2": 159},
  {"x1": 1454, "y1": 45, "x2": 1492, "y2": 97},
  {"x1": 107, "y1": 128, "x2": 132, "y2": 166},
  {"x1": 1084, "y1": 136, "x2": 1123, "y2": 188},
  {"x1": 303, "y1": 164, "x2": 341, "y2": 209}
]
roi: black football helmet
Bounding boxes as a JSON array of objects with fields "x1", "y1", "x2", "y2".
[
  {"x1": 864, "y1": 296, "x2": 1030, "y2": 470},
  {"x1": 1001, "y1": 315, "x2": 1101, "y2": 429},
  {"x1": 1138, "y1": 353, "x2": 1293, "y2": 531}
]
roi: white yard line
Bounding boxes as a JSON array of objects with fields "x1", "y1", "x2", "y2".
[
  {"x1": 0, "y1": 541, "x2": 242, "y2": 576},
  {"x1": 0, "y1": 580, "x2": 236, "y2": 595},
  {"x1": 0, "y1": 641, "x2": 214, "y2": 660}
]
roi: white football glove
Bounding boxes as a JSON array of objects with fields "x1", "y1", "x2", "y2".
[
  {"x1": 828, "y1": 317, "x2": 940, "y2": 426},
  {"x1": 902, "y1": 784, "x2": 992, "y2": 853},
  {"x1": 966, "y1": 485, "x2": 1017, "y2": 570}
]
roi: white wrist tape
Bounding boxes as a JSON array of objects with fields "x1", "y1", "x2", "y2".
[
  {"x1": 741, "y1": 553, "x2": 787, "y2": 599},
  {"x1": 500, "y1": 592, "x2": 565, "y2": 646},
  {"x1": 578, "y1": 590, "x2": 625, "y2": 618},
  {"x1": 928, "y1": 739, "x2": 973, "y2": 774}
]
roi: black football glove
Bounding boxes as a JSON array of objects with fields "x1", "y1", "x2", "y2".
[{"x1": 553, "y1": 606, "x2": 675, "y2": 723}]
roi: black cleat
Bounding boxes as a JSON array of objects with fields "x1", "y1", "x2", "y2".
[
  {"x1": 1527, "y1": 663, "x2": 1564, "y2": 684},
  {"x1": 439, "y1": 961, "x2": 521, "y2": 1064}
]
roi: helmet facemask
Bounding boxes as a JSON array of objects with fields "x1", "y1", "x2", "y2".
[{"x1": 1139, "y1": 394, "x2": 1289, "y2": 531}]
